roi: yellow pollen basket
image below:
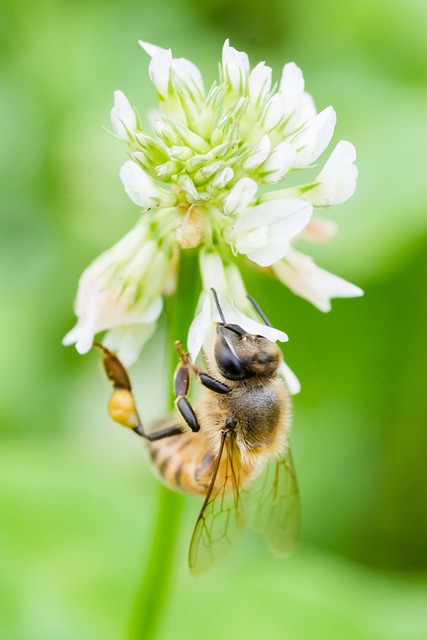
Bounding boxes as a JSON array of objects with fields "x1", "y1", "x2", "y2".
[{"x1": 108, "y1": 389, "x2": 139, "y2": 428}]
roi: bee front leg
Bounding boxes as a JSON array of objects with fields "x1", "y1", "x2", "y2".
[
  {"x1": 198, "y1": 372, "x2": 231, "y2": 394},
  {"x1": 174, "y1": 341, "x2": 232, "y2": 432},
  {"x1": 175, "y1": 341, "x2": 231, "y2": 397},
  {"x1": 174, "y1": 359, "x2": 201, "y2": 433}
]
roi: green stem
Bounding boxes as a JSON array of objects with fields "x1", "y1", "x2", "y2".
[
  {"x1": 128, "y1": 249, "x2": 200, "y2": 640},
  {"x1": 129, "y1": 487, "x2": 184, "y2": 640}
]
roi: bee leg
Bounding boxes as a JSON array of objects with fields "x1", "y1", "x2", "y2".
[
  {"x1": 174, "y1": 363, "x2": 200, "y2": 432},
  {"x1": 95, "y1": 342, "x2": 132, "y2": 391},
  {"x1": 144, "y1": 424, "x2": 184, "y2": 441},
  {"x1": 224, "y1": 415, "x2": 237, "y2": 433},
  {"x1": 109, "y1": 385, "x2": 185, "y2": 440},
  {"x1": 198, "y1": 373, "x2": 230, "y2": 394},
  {"x1": 95, "y1": 342, "x2": 185, "y2": 441},
  {"x1": 174, "y1": 341, "x2": 231, "y2": 395}
]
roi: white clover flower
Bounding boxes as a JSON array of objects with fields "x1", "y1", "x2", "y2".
[{"x1": 65, "y1": 39, "x2": 363, "y2": 391}]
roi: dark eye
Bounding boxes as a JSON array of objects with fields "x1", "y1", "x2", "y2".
[{"x1": 214, "y1": 336, "x2": 244, "y2": 379}]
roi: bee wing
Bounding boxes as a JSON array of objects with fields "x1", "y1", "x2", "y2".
[
  {"x1": 188, "y1": 431, "x2": 244, "y2": 575},
  {"x1": 243, "y1": 447, "x2": 300, "y2": 557}
]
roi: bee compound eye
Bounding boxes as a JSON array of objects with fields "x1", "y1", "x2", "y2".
[{"x1": 214, "y1": 336, "x2": 244, "y2": 379}]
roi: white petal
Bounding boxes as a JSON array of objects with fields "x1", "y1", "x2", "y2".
[
  {"x1": 299, "y1": 91, "x2": 317, "y2": 123},
  {"x1": 263, "y1": 93, "x2": 285, "y2": 131},
  {"x1": 110, "y1": 90, "x2": 137, "y2": 140},
  {"x1": 222, "y1": 308, "x2": 289, "y2": 344},
  {"x1": 242, "y1": 135, "x2": 271, "y2": 171},
  {"x1": 222, "y1": 39, "x2": 250, "y2": 93},
  {"x1": 232, "y1": 198, "x2": 312, "y2": 232},
  {"x1": 260, "y1": 140, "x2": 296, "y2": 183},
  {"x1": 303, "y1": 140, "x2": 358, "y2": 206},
  {"x1": 273, "y1": 249, "x2": 363, "y2": 311},
  {"x1": 233, "y1": 225, "x2": 269, "y2": 256},
  {"x1": 148, "y1": 47, "x2": 173, "y2": 98},
  {"x1": 199, "y1": 250, "x2": 228, "y2": 291},
  {"x1": 294, "y1": 106, "x2": 336, "y2": 167},
  {"x1": 280, "y1": 62, "x2": 305, "y2": 116},
  {"x1": 119, "y1": 160, "x2": 159, "y2": 210},
  {"x1": 268, "y1": 206, "x2": 312, "y2": 238},
  {"x1": 187, "y1": 292, "x2": 212, "y2": 361},
  {"x1": 75, "y1": 320, "x2": 97, "y2": 354},
  {"x1": 246, "y1": 237, "x2": 292, "y2": 267},
  {"x1": 172, "y1": 58, "x2": 205, "y2": 96},
  {"x1": 223, "y1": 262, "x2": 249, "y2": 310},
  {"x1": 211, "y1": 167, "x2": 234, "y2": 189},
  {"x1": 98, "y1": 222, "x2": 148, "y2": 267},
  {"x1": 249, "y1": 62, "x2": 272, "y2": 103},
  {"x1": 232, "y1": 199, "x2": 312, "y2": 266},
  {"x1": 138, "y1": 40, "x2": 164, "y2": 58},
  {"x1": 103, "y1": 323, "x2": 157, "y2": 367},
  {"x1": 222, "y1": 177, "x2": 258, "y2": 214},
  {"x1": 62, "y1": 326, "x2": 78, "y2": 347},
  {"x1": 138, "y1": 296, "x2": 164, "y2": 323},
  {"x1": 62, "y1": 321, "x2": 94, "y2": 354},
  {"x1": 278, "y1": 361, "x2": 301, "y2": 395},
  {"x1": 212, "y1": 292, "x2": 288, "y2": 343},
  {"x1": 298, "y1": 217, "x2": 338, "y2": 243},
  {"x1": 224, "y1": 263, "x2": 288, "y2": 341}
]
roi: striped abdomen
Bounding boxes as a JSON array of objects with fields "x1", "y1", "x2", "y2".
[
  {"x1": 147, "y1": 416, "x2": 216, "y2": 496},
  {"x1": 147, "y1": 412, "x2": 261, "y2": 497}
]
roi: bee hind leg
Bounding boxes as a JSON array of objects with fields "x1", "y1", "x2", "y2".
[
  {"x1": 95, "y1": 342, "x2": 185, "y2": 441},
  {"x1": 144, "y1": 423, "x2": 184, "y2": 441}
]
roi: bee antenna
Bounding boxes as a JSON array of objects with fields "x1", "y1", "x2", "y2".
[
  {"x1": 211, "y1": 288, "x2": 246, "y2": 336},
  {"x1": 211, "y1": 288, "x2": 227, "y2": 324},
  {"x1": 247, "y1": 295, "x2": 272, "y2": 327}
]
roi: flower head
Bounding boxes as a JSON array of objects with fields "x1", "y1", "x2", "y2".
[{"x1": 64, "y1": 39, "x2": 362, "y2": 390}]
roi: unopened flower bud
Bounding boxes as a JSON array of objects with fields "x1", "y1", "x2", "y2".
[
  {"x1": 222, "y1": 177, "x2": 258, "y2": 214},
  {"x1": 110, "y1": 90, "x2": 137, "y2": 141}
]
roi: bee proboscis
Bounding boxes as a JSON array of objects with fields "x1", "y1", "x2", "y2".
[{"x1": 96, "y1": 290, "x2": 300, "y2": 574}]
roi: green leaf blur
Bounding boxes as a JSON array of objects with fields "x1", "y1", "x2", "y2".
[{"x1": 1, "y1": 0, "x2": 426, "y2": 638}]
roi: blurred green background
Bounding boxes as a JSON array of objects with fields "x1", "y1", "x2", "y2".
[{"x1": 1, "y1": 0, "x2": 427, "y2": 638}]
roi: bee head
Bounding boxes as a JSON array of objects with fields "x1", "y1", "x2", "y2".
[
  {"x1": 214, "y1": 324, "x2": 281, "y2": 381},
  {"x1": 210, "y1": 288, "x2": 281, "y2": 381}
]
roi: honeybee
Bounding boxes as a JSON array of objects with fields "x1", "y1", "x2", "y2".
[{"x1": 96, "y1": 289, "x2": 300, "y2": 574}]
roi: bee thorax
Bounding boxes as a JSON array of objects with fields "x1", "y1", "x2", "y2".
[{"x1": 198, "y1": 377, "x2": 290, "y2": 462}]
